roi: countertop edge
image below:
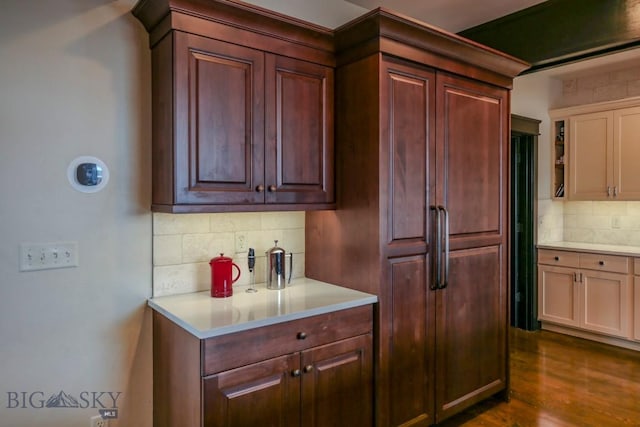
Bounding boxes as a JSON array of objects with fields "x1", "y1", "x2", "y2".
[
  {"x1": 537, "y1": 242, "x2": 640, "y2": 257},
  {"x1": 147, "y1": 290, "x2": 378, "y2": 340}
]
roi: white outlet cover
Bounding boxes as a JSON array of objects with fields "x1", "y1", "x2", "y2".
[{"x1": 67, "y1": 156, "x2": 110, "y2": 193}]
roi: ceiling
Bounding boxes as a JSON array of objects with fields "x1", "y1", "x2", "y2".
[{"x1": 345, "y1": 0, "x2": 549, "y2": 33}]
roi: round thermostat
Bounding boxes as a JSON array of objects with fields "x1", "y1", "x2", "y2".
[{"x1": 67, "y1": 156, "x2": 110, "y2": 193}]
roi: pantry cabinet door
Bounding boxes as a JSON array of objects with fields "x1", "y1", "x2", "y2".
[{"x1": 434, "y1": 73, "x2": 508, "y2": 422}]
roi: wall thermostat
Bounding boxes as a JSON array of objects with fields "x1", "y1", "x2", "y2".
[{"x1": 67, "y1": 156, "x2": 109, "y2": 193}]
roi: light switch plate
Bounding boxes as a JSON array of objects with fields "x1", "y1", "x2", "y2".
[{"x1": 20, "y1": 242, "x2": 79, "y2": 272}]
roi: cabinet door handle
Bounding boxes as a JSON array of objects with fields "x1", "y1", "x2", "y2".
[
  {"x1": 614, "y1": 186, "x2": 618, "y2": 197},
  {"x1": 296, "y1": 332, "x2": 307, "y2": 340},
  {"x1": 303, "y1": 365, "x2": 314, "y2": 373},
  {"x1": 256, "y1": 184, "x2": 265, "y2": 193},
  {"x1": 430, "y1": 206, "x2": 441, "y2": 290},
  {"x1": 291, "y1": 369, "x2": 301, "y2": 377},
  {"x1": 607, "y1": 186, "x2": 612, "y2": 197},
  {"x1": 268, "y1": 185, "x2": 277, "y2": 192},
  {"x1": 438, "y1": 205, "x2": 450, "y2": 289}
]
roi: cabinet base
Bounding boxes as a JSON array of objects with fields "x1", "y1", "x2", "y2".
[{"x1": 541, "y1": 322, "x2": 640, "y2": 352}]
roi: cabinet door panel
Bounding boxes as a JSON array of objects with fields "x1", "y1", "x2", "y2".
[
  {"x1": 387, "y1": 256, "x2": 433, "y2": 426},
  {"x1": 176, "y1": 32, "x2": 265, "y2": 205},
  {"x1": 437, "y1": 74, "x2": 506, "y2": 242},
  {"x1": 265, "y1": 55, "x2": 334, "y2": 204},
  {"x1": 537, "y1": 265, "x2": 580, "y2": 327},
  {"x1": 301, "y1": 335, "x2": 373, "y2": 427},
  {"x1": 614, "y1": 106, "x2": 640, "y2": 199},
  {"x1": 436, "y1": 245, "x2": 506, "y2": 421},
  {"x1": 568, "y1": 111, "x2": 613, "y2": 200},
  {"x1": 635, "y1": 276, "x2": 640, "y2": 341},
  {"x1": 383, "y1": 63, "x2": 434, "y2": 246},
  {"x1": 203, "y1": 354, "x2": 299, "y2": 427},
  {"x1": 581, "y1": 270, "x2": 630, "y2": 338}
]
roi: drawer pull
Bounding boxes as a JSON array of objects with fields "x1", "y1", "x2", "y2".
[
  {"x1": 291, "y1": 369, "x2": 301, "y2": 377},
  {"x1": 297, "y1": 332, "x2": 307, "y2": 340},
  {"x1": 554, "y1": 256, "x2": 560, "y2": 261},
  {"x1": 599, "y1": 260, "x2": 605, "y2": 266},
  {"x1": 303, "y1": 365, "x2": 314, "y2": 373}
]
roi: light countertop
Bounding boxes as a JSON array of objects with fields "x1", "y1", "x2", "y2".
[
  {"x1": 148, "y1": 278, "x2": 378, "y2": 339},
  {"x1": 537, "y1": 241, "x2": 640, "y2": 257}
]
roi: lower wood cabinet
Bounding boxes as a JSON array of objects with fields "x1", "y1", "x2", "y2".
[
  {"x1": 538, "y1": 249, "x2": 632, "y2": 340},
  {"x1": 203, "y1": 335, "x2": 371, "y2": 426},
  {"x1": 152, "y1": 305, "x2": 373, "y2": 427}
]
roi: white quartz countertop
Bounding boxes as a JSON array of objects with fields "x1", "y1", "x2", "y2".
[
  {"x1": 537, "y1": 241, "x2": 640, "y2": 257},
  {"x1": 147, "y1": 278, "x2": 378, "y2": 339}
]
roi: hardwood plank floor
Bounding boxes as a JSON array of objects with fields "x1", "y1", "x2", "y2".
[{"x1": 438, "y1": 328, "x2": 640, "y2": 426}]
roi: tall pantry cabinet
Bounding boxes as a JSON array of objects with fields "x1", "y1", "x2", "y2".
[{"x1": 305, "y1": 9, "x2": 529, "y2": 426}]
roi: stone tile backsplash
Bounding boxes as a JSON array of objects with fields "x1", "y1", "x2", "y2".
[
  {"x1": 560, "y1": 65, "x2": 640, "y2": 107},
  {"x1": 538, "y1": 200, "x2": 640, "y2": 247},
  {"x1": 153, "y1": 212, "x2": 305, "y2": 297},
  {"x1": 537, "y1": 199, "x2": 564, "y2": 243}
]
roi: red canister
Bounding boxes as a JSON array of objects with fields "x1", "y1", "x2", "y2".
[{"x1": 209, "y1": 253, "x2": 241, "y2": 298}]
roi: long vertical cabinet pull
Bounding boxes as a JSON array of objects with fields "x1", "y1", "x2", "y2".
[
  {"x1": 431, "y1": 206, "x2": 442, "y2": 290},
  {"x1": 437, "y1": 206, "x2": 450, "y2": 289}
]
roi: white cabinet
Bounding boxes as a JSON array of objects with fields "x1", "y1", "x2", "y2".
[
  {"x1": 634, "y1": 259, "x2": 640, "y2": 342},
  {"x1": 551, "y1": 99, "x2": 640, "y2": 201},
  {"x1": 538, "y1": 249, "x2": 632, "y2": 339},
  {"x1": 613, "y1": 106, "x2": 640, "y2": 199},
  {"x1": 581, "y1": 268, "x2": 630, "y2": 338},
  {"x1": 568, "y1": 111, "x2": 613, "y2": 200}
]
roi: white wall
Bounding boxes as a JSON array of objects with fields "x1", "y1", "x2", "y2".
[
  {"x1": 512, "y1": 71, "x2": 565, "y2": 242},
  {"x1": 0, "y1": 1, "x2": 152, "y2": 426},
  {"x1": 241, "y1": 0, "x2": 366, "y2": 28}
]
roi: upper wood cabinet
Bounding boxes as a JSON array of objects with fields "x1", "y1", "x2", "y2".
[
  {"x1": 133, "y1": 0, "x2": 335, "y2": 212},
  {"x1": 552, "y1": 98, "x2": 640, "y2": 201}
]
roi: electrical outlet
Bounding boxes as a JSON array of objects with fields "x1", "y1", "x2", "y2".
[
  {"x1": 19, "y1": 241, "x2": 78, "y2": 272},
  {"x1": 612, "y1": 216, "x2": 621, "y2": 229},
  {"x1": 235, "y1": 232, "x2": 248, "y2": 253},
  {"x1": 90, "y1": 415, "x2": 109, "y2": 427}
]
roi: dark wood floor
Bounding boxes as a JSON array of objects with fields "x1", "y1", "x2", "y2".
[{"x1": 439, "y1": 328, "x2": 640, "y2": 426}]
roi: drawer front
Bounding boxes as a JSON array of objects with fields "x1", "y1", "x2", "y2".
[
  {"x1": 579, "y1": 253, "x2": 629, "y2": 274},
  {"x1": 202, "y1": 304, "x2": 372, "y2": 375},
  {"x1": 538, "y1": 249, "x2": 580, "y2": 268}
]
